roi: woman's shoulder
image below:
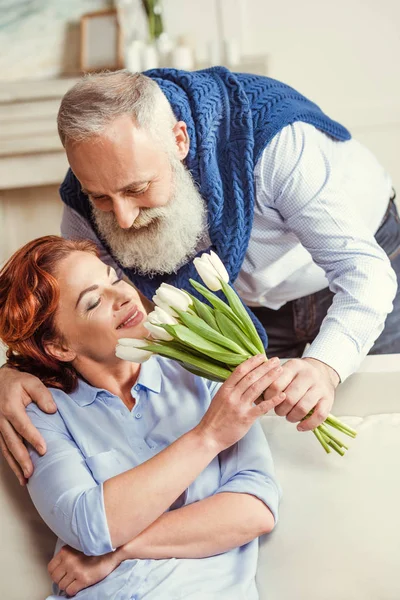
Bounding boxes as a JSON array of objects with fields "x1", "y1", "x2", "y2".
[{"x1": 26, "y1": 381, "x2": 89, "y2": 432}]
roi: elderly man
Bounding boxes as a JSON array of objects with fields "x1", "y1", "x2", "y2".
[{"x1": 0, "y1": 68, "x2": 399, "y2": 483}]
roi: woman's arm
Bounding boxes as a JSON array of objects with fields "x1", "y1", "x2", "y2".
[
  {"x1": 27, "y1": 356, "x2": 283, "y2": 555},
  {"x1": 48, "y1": 493, "x2": 273, "y2": 596},
  {"x1": 48, "y1": 419, "x2": 279, "y2": 596},
  {"x1": 122, "y1": 419, "x2": 280, "y2": 559},
  {"x1": 122, "y1": 492, "x2": 273, "y2": 560}
]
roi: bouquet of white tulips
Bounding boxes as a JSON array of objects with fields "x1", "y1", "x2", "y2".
[{"x1": 116, "y1": 251, "x2": 357, "y2": 456}]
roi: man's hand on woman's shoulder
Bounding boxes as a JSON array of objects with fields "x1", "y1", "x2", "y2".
[{"x1": 0, "y1": 365, "x2": 56, "y2": 484}]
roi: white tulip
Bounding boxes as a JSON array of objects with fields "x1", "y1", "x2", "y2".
[
  {"x1": 144, "y1": 321, "x2": 174, "y2": 341},
  {"x1": 193, "y1": 252, "x2": 229, "y2": 291},
  {"x1": 209, "y1": 250, "x2": 229, "y2": 282},
  {"x1": 116, "y1": 338, "x2": 153, "y2": 363},
  {"x1": 147, "y1": 306, "x2": 178, "y2": 326},
  {"x1": 153, "y1": 283, "x2": 192, "y2": 315},
  {"x1": 152, "y1": 295, "x2": 177, "y2": 317}
]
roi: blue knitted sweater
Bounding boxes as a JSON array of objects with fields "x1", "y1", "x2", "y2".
[{"x1": 60, "y1": 67, "x2": 350, "y2": 347}]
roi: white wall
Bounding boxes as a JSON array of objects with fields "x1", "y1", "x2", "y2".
[{"x1": 164, "y1": 0, "x2": 400, "y2": 187}]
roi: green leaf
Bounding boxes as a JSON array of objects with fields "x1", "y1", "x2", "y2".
[
  {"x1": 175, "y1": 309, "x2": 247, "y2": 355},
  {"x1": 164, "y1": 323, "x2": 250, "y2": 366},
  {"x1": 178, "y1": 362, "x2": 226, "y2": 383},
  {"x1": 190, "y1": 296, "x2": 220, "y2": 331},
  {"x1": 141, "y1": 341, "x2": 231, "y2": 380},
  {"x1": 219, "y1": 280, "x2": 265, "y2": 354},
  {"x1": 189, "y1": 279, "x2": 245, "y2": 332},
  {"x1": 214, "y1": 310, "x2": 262, "y2": 356}
]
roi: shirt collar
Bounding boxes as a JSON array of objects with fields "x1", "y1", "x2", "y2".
[
  {"x1": 68, "y1": 378, "x2": 103, "y2": 407},
  {"x1": 135, "y1": 356, "x2": 162, "y2": 393},
  {"x1": 68, "y1": 356, "x2": 163, "y2": 407}
]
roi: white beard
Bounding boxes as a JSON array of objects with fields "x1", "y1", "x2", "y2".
[{"x1": 91, "y1": 158, "x2": 208, "y2": 275}]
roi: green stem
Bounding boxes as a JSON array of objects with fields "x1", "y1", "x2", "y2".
[
  {"x1": 313, "y1": 427, "x2": 331, "y2": 453},
  {"x1": 318, "y1": 424, "x2": 349, "y2": 450},
  {"x1": 325, "y1": 415, "x2": 357, "y2": 438},
  {"x1": 326, "y1": 438, "x2": 346, "y2": 456}
]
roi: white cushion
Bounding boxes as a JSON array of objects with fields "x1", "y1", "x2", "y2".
[{"x1": 257, "y1": 358, "x2": 400, "y2": 600}]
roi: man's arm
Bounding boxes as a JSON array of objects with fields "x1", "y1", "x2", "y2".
[
  {"x1": 258, "y1": 123, "x2": 397, "y2": 429},
  {"x1": 0, "y1": 365, "x2": 56, "y2": 483}
]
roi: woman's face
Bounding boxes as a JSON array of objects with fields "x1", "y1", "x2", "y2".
[{"x1": 53, "y1": 251, "x2": 148, "y2": 365}]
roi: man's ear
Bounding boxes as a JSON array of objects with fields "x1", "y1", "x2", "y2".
[
  {"x1": 44, "y1": 340, "x2": 76, "y2": 363},
  {"x1": 172, "y1": 121, "x2": 190, "y2": 160}
]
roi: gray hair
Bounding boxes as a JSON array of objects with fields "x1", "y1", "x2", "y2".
[{"x1": 57, "y1": 70, "x2": 177, "y2": 147}]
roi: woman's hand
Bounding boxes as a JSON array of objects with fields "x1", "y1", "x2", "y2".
[
  {"x1": 196, "y1": 354, "x2": 285, "y2": 453},
  {"x1": 48, "y1": 545, "x2": 122, "y2": 597},
  {"x1": 0, "y1": 365, "x2": 56, "y2": 484}
]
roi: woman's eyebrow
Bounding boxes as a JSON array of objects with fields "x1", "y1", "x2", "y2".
[{"x1": 75, "y1": 267, "x2": 111, "y2": 307}]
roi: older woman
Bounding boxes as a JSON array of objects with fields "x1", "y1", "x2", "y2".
[{"x1": 0, "y1": 236, "x2": 283, "y2": 599}]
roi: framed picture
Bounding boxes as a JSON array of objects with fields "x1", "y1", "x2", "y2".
[{"x1": 80, "y1": 9, "x2": 123, "y2": 73}]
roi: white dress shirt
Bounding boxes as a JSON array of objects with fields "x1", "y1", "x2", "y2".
[{"x1": 60, "y1": 122, "x2": 397, "y2": 381}]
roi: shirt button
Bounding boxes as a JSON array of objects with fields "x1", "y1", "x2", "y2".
[{"x1": 135, "y1": 413, "x2": 142, "y2": 419}]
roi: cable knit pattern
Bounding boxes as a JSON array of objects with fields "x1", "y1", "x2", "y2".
[{"x1": 60, "y1": 67, "x2": 350, "y2": 348}]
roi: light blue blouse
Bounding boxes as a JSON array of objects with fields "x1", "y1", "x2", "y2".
[{"x1": 27, "y1": 356, "x2": 280, "y2": 599}]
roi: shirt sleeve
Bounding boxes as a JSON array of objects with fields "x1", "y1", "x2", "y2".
[
  {"x1": 26, "y1": 405, "x2": 114, "y2": 556},
  {"x1": 60, "y1": 204, "x2": 124, "y2": 279},
  {"x1": 258, "y1": 123, "x2": 397, "y2": 381},
  {"x1": 214, "y1": 421, "x2": 281, "y2": 524}
]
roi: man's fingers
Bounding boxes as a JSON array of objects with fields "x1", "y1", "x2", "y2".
[
  {"x1": 0, "y1": 431, "x2": 26, "y2": 485},
  {"x1": 253, "y1": 393, "x2": 286, "y2": 417},
  {"x1": 0, "y1": 420, "x2": 35, "y2": 478},
  {"x1": 24, "y1": 379, "x2": 56, "y2": 413},
  {"x1": 298, "y1": 398, "x2": 330, "y2": 431},
  {"x1": 7, "y1": 410, "x2": 46, "y2": 456},
  {"x1": 274, "y1": 377, "x2": 312, "y2": 417},
  {"x1": 286, "y1": 388, "x2": 321, "y2": 423}
]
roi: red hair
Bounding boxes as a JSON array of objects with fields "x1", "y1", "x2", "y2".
[{"x1": 0, "y1": 236, "x2": 99, "y2": 392}]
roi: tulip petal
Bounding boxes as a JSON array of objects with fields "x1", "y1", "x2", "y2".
[
  {"x1": 116, "y1": 344, "x2": 153, "y2": 363},
  {"x1": 193, "y1": 257, "x2": 222, "y2": 291},
  {"x1": 144, "y1": 321, "x2": 174, "y2": 341},
  {"x1": 209, "y1": 250, "x2": 229, "y2": 282}
]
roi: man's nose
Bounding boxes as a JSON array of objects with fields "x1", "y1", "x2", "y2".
[{"x1": 112, "y1": 198, "x2": 140, "y2": 229}]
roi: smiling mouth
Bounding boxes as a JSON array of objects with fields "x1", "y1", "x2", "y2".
[{"x1": 117, "y1": 309, "x2": 141, "y2": 329}]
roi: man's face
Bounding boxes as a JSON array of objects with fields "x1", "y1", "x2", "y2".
[{"x1": 66, "y1": 115, "x2": 174, "y2": 229}]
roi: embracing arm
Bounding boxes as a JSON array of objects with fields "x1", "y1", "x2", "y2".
[{"x1": 0, "y1": 364, "x2": 56, "y2": 484}]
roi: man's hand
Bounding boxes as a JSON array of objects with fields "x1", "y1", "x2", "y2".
[
  {"x1": 48, "y1": 545, "x2": 122, "y2": 597},
  {"x1": 262, "y1": 357, "x2": 340, "y2": 431},
  {"x1": 0, "y1": 365, "x2": 56, "y2": 484}
]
